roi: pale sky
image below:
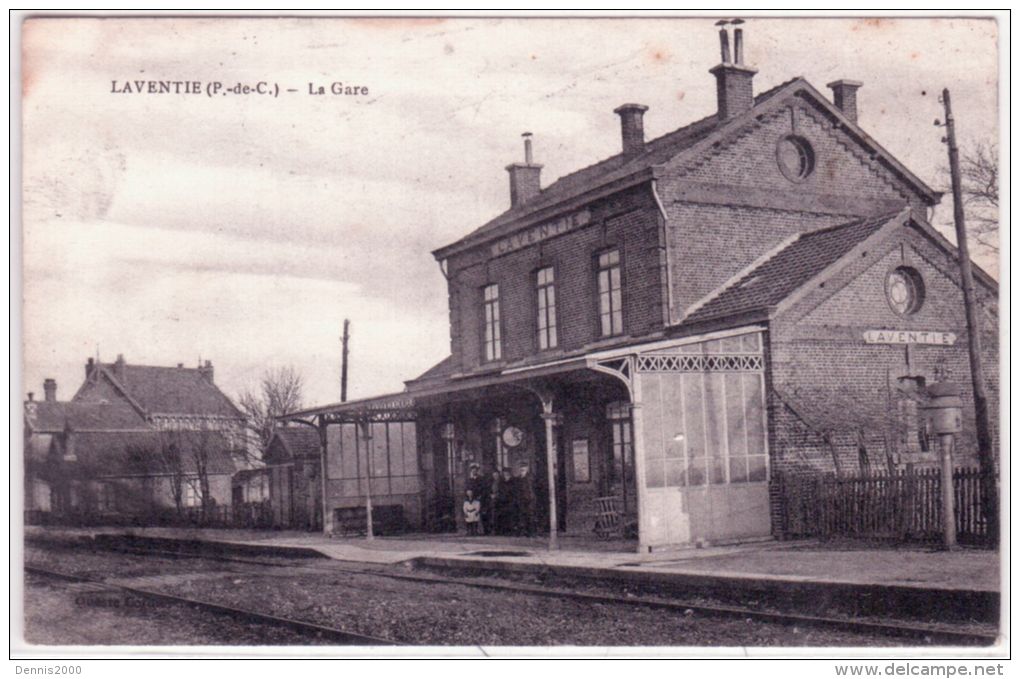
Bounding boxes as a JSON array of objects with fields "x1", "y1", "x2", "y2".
[{"x1": 19, "y1": 16, "x2": 1000, "y2": 409}]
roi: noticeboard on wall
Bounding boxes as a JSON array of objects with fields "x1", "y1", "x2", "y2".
[{"x1": 572, "y1": 438, "x2": 590, "y2": 483}]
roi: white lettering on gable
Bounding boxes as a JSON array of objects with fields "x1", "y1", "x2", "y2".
[
  {"x1": 490, "y1": 209, "x2": 592, "y2": 258},
  {"x1": 862, "y1": 329, "x2": 957, "y2": 346}
]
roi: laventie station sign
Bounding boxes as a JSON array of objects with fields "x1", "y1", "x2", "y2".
[
  {"x1": 490, "y1": 209, "x2": 591, "y2": 258},
  {"x1": 863, "y1": 329, "x2": 958, "y2": 346}
]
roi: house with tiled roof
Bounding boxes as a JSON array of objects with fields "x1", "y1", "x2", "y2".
[
  {"x1": 24, "y1": 355, "x2": 245, "y2": 521},
  {"x1": 286, "y1": 26, "x2": 998, "y2": 550}
]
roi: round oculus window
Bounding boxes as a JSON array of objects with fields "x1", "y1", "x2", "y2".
[
  {"x1": 885, "y1": 267, "x2": 925, "y2": 316},
  {"x1": 776, "y1": 135, "x2": 815, "y2": 182}
]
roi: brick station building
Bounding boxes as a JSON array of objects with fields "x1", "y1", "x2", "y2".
[{"x1": 286, "y1": 29, "x2": 998, "y2": 551}]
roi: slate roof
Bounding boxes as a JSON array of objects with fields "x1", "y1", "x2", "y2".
[
  {"x1": 434, "y1": 77, "x2": 938, "y2": 259},
  {"x1": 683, "y1": 212, "x2": 898, "y2": 325},
  {"x1": 444, "y1": 80, "x2": 807, "y2": 253},
  {"x1": 409, "y1": 355, "x2": 455, "y2": 384},
  {"x1": 437, "y1": 112, "x2": 719, "y2": 257},
  {"x1": 269, "y1": 427, "x2": 321, "y2": 461},
  {"x1": 84, "y1": 362, "x2": 243, "y2": 418},
  {"x1": 24, "y1": 400, "x2": 149, "y2": 433}
]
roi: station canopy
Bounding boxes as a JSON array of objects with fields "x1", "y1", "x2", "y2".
[{"x1": 280, "y1": 392, "x2": 418, "y2": 425}]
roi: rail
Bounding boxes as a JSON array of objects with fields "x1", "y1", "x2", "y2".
[
  {"x1": 26, "y1": 564, "x2": 401, "y2": 646},
  {"x1": 26, "y1": 537, "x2": 998, "y2": 647}
]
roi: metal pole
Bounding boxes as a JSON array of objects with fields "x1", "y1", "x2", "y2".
[
  {"x1": 942, "y1": 88, "x2": 997, "y2": 544},
  {"x1": 317, "y1": 416, "x2": 331, "y2": 535},
  {"x1": 541, "y1": 410, "x2": 559, "y2": 551},
  {"x1": 340, "y1": 319, "x2": 350, "y2": 403},
  {"x1": 359, "y1": 420, "x2": 374, "y2": 541},
  {"x1": 939, "y1": 433, "x2": 957, "y2": 549}
]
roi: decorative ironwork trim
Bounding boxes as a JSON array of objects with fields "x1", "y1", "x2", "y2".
[
  {"x1": 635, "y1": 354, "x2": 763, "y2": 373},
  {"x1": 320, "y1": 409, "x2": 418, "y2": 424}
]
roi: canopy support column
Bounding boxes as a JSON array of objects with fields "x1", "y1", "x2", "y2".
[
  {"x1": 358, "y1": 420, "x2": 375, "y2": 541},
  {"x1": 629, "y1": 380, "x2": 650, "y2": 554},
  {"x1": 317, "y1": 415, "x2": 333, "y2": 535},
  {"x1": 539, "y1": 397, "x2": 559, "y2": 551}
]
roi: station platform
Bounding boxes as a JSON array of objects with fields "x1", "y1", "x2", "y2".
[{"x1": 24, "y1": 524, "x2": 1000, "y2": 594}]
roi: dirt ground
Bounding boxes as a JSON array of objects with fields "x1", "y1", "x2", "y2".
[
  {"x1": 23, "y1": 546, "x2": 919, "y2": 648},
  {"x1": 22, "y1": 573, "x2": 335, "y2": 646}
]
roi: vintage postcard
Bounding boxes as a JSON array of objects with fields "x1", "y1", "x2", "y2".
[{"x1": 15, "y1": 12, "x2": 1006, "y2": 663}]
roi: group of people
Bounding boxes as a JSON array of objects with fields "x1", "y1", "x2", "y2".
[{"x1": 461, "y1": 461, "x2": 536, "y2": 537}]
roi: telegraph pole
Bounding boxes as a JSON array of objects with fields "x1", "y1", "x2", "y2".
[
  {"x1": 940, "y1": 88, "x2": 998, "y2": 544},
  {"x1": 340, "y1": 319, "x2": 350, "y2": 403},
  {"x1": 338, "y1": 319, "x2": 371, "y2": 539}
]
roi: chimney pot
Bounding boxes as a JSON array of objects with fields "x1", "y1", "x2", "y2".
[
  {"x1": 43, "y1": 378, "x2": 57, "y2": 402},
  {"x1": 27, "y1": 392, "x2": 34, "y2": 402},
  {"x1": 709, "y1": 25, "x2": 756, "y2": 121},
  {"x1": 199, "y1": 360, "x2": 215, "y2": 383},
  {"x1": 506, "y1": 133, "x2": 542, "y2": 207},
  {"x1": 827, "y1": 80, "x2": 863, "y2": 124},
  {"x1": 614, "y1": 104, "x2": 649, "y2": 156},
  {"x1": 718, "y1": 27, "x2": 731, "y2": 64},
  {"x1": 113, "y1": 354, "x2": 126, "y2": 380}
]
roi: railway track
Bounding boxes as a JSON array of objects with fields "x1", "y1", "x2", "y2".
[
  {"x1": 26, "y1": 539, "x2": 999, "y2": 647},
  {"x1": 25, "y1": 564, "x2": 401, "y2": 646}
]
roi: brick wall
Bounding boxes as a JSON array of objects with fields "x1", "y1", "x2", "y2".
[
  {"x1": 74, "y1": 376, "x2": 123, "y2": 404},
  {"x1": 664, "y1": 203, "x2": 848, "y2": 314},
  {"x1": 657, "y1": 99, "x2": 932, "y2": 317},
  {"x1": 444, "y1": 186, "x2": 664, "y2": 373},
  {"x1": 667, "y1": 102, "x2": 924, "y2": 206},
  {"x1": 441, "y1": 95, "x2": 938, "y2": 374},
  {"x1": 767, "y1": 228, "x2": 999, "y2": 480}
]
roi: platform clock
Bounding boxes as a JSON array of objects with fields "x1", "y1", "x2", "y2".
[{"x1": 501, "y1": 425, "x2": 524, "y2": 448}]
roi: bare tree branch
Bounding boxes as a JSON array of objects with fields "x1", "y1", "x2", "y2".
[
  {"x1": 238, "y1": 365, "x2": 305, "y2": 462},
  {"x1": 149, "y1": 430, "x2": 186, "y2": 516},
  {"x1": 940, "y1": 140, "x2": 999, "y2": 255}
]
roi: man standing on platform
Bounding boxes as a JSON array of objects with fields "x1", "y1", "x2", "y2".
[
  {"x1": 477, "y1": 466, "x2": 495, "y2": 535},
  {"x1": 515, "y1": 460, "x2": 536, "y2": 537},
  {"x1": 495, "y1": 467, "x2": 514, "y2": 535}
]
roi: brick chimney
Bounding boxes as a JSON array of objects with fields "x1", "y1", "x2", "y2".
[
  {"x1": 827, "y1": 80, "x2": 863, "y2": 124},
  {"x1": 709, "y1": 24, "x2": 757, "y2": 121},
  {"x1": 43, "y1": 378, "x2": 57, "y2": 402},
  {"x1": 199, "y1": 359, "x2": 215, "y2": 383},
  {"x1": 85, "y1": 357, "x2": 95, "y2": 380},
  {"x1": 113, "y1": 354, "x2": 126, "y2": 381},
  {"x1": 506, "y1": 133, "x2": 542, "y2": 207},
  {"x1": 614, "y1": 104, "x2": 649, "y2": 156}
]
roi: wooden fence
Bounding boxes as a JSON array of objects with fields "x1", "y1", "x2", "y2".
[{"x1": 774, "y1": 466, "x2": 994, "y2": 545}]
